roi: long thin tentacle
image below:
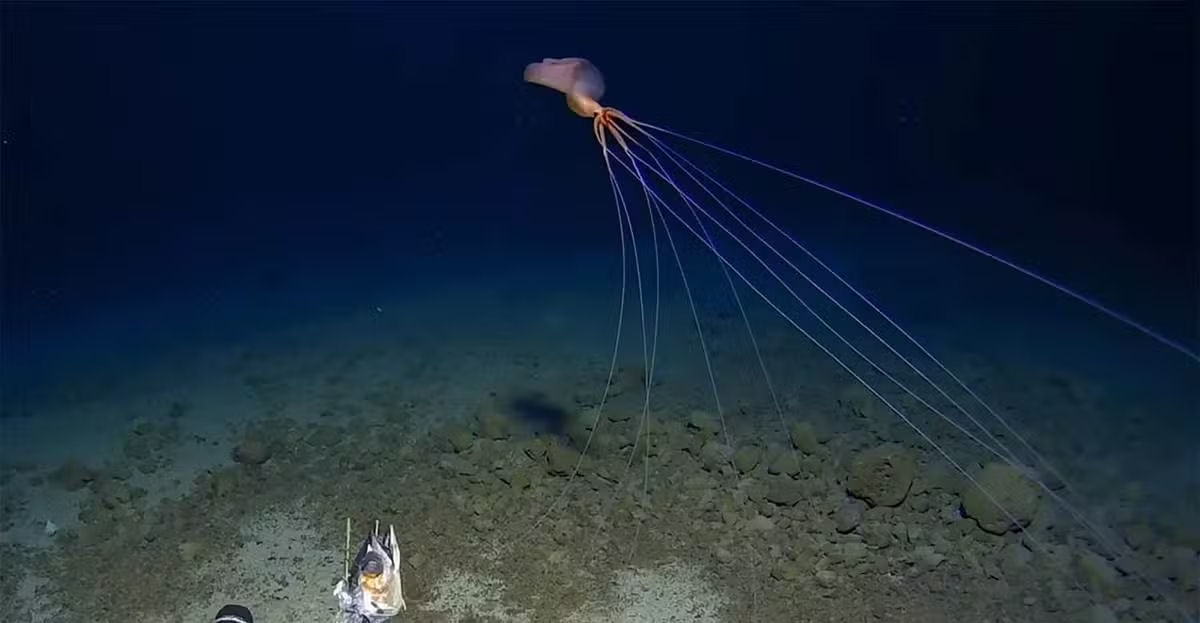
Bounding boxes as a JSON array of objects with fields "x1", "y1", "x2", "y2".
[
  {"x1": 623, "y1": 118, "x2": 1200, "y2": 364},
  {"x1": 611, "y1": 118, "x2": 1015, "y2": 469},
  {"x1": 620, "y1": 119, "x2": 1026, "y2": 466},
  {"x1": 605, "y1": 120, "x2": 665, "y2": 564},
  {"x1": 625, "y1": 115, "x2": 806, "y2": 491},
  {"x1": 492, "y1": 116, "x2": 634, "y2": 557},
  {"x1": 605, "y1": 112, "x2": 1187, "y2": 620},
  {"x1": 601, "y1": 140, "x2": 1056, "y2": 573},
  {"x1": 619, "y1": 119, "x2": 1149, "y2": 573}
]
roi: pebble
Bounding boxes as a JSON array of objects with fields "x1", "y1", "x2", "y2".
[
  {"x1": 765, "y1": 480, "x2": 804, "y2": 506},
  {"x1": 834, "y1": 499, "x2": 865, "y2": 534},
  {"x1": 912, "y1": 545, "x2": 946, "y2": 574},
  {"x1": 746, "y1": 515, "x2": 774, "y2": 532},
  {"x1": 445, "y1": 426, "x2": 474, "y2": 453}
]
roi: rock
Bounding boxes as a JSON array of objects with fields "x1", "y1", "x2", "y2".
[
  {"x1": 679, "y1": 434, "x2": 703, "y2": 458},
  {"x1": 545, "y1": 445, "x2": 580, "y2": 477},
  {"x1": 699, "y1": 442, "x2": 732, "y2": 472},
  {"x1": 1087, "y1": 604, "x2": 1118, "y2": 623},
  {"x1": 770, "y1": 562, "x2": 802, "y2": 582},
  {"x1": 1000, "y1": 542, "x2": 1033, "y2": 577},
  {"x1": 476, "y1": 411, "x2": 511, "y2": 440},
  {"x1": 178, "y1": 541, "x2": 202, "y2": 563},
  {"x1": 814, "y1": 568, "x2": 838, "y2": 588},
  {"x1": 1076, "y1": 551, "x2": 1120, "y2": 598},
  {"x1": 789, "y1": 422, "x2": 820, "y2": 454},
  {"x1": 591, "y1": 432, "x2": 618, "y2": 454},
  {"x1": 51, "y1": 460, "x2": 96, "y2": 491},
  {"x1": 862, "y1": 523, "x2": 892, "y2": 548},
  {"x1": 523, "y1": 438, "x2": 548, "y2": 462},
  {"x1": 834, "y1": 499, "x2": 865, "y2": 534},
  {"x1": 445, "y1": 425, "x2": 475, "y2": 453},
  {"x1": 744, "y1": 481, "x2": 767, "y2": 503},
  {"x1": 107, "y1": 463, "x2": 133, "y2": 482},
  {"x1": 961, "y1": 462, "x2": 1040, "y2": 535},
  {"x1": 981, "y1": 558, "x2": 1004, "y2": 581},
  {"x1": 44, "y1": 520, "x2": 58, "y2": 537},
  {"x1": 683, "y1": 475, "x2": 715, "y2": 491},
  {"x1": 233, "y1": 438, "x2": 273, "y2": 465},
  {"x1": 605, "y1": 408, "x2": 633, "y2": 423},
  {"x1": 1120, "y1": 521, "x2": 1155, "y2": 551},
  {"x1": 93, "y1": 480, "x2": 132, "y2": 509},
  {"x1": 131, "y1": 417, "x2": 155, "y2": 436},
  {"x1": 766, "y1": 449, "x2": 802, "y2": 477},
  {"x1": 1164, "y1": 545, "x2": 1199, "y2": 586},
  {"x1": 801, "y1": 455, "x2": 826, "y2": 478},
  {"x1": 686, "y1": 410, "x2": 721, "y2": 437},
  {"x1": 912, "y1": 545, "x2": 946, "y2": 574},
  {"x1": 839, "y1": 384, "x2": 881, "y2": 419},
  {"x1": 564, "y1": 413, "x2": 595, "y2": 449},
  {"x1": 746, "y1": 515, "x2": 774, "y2": 531},
  {"x1": 733, "y1": 446, "x2": 762, "y2": 474},
  {"x1": 439, "y1": 456, "x2": 476, "y2": 478},
  {"x1": 765, "y1": 480, "x2": 804, "y2": 506},
  {"x1": 210, "y1": 469, "x2": 240, "y2": 497},
  {"x1": 508, "y1": 471, "x2": 531, "y2": 490},
  {"x1": 305, "y1": 424, "x2": 342, "y2": 448},
  {"x1": 840, "y1": 542, "x2": 868, "y2": 564},
  {"x1": 846, "y1": 444, "x2": 916, "y2": 507},
  {"x1": 607, "y1": 366, "x2": 646, "y2": 397},
  {"x1": 76, "y1": 506, "x2": 97, "y2": 525}
]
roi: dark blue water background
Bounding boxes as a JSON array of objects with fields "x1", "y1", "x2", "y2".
[{"x1": 2, "y1": 3, "x2": 1194, "y2": 418}]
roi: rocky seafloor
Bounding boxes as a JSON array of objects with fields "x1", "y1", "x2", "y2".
[{"x1": 2, "y1": 354, "x2": 1197, "y2": 623}]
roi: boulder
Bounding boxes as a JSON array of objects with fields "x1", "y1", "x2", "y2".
[
  {"x1": 789, "y1": 422, "x2": 820, "y2": 454},
  {"x1": 51, "y1": 460, "x2": 95, "y2": 491},
  {"x1": 846, "y1": 444, "x2": 916, "y2": 507},
  {"x1": 444, "y1": 425, "x2": 474, "y2": 453},
  {"x1": 733, "y1": 446, "x2": 762, "y2": 474},
  {"x1": 961, "y1": 462, "x2": 1040, "y2": 535},
  {"x1": 233, "y1": 438, "x2": 273, "y2": 465}
]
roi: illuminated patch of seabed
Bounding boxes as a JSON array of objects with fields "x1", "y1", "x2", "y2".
[
  {"x1": 422, "y1": 569, "x2": 532, "y2": 622},
  {"x1": 421, "y1": 563, "x2": 727, "y2": 623},
  {"x1": 565, "y1": 562, "x2": 728, "y2": 623}
]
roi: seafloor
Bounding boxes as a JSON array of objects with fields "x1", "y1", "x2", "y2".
[{"x1": 1, "y1": 253, "x2": 1196, "y2": 623}]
